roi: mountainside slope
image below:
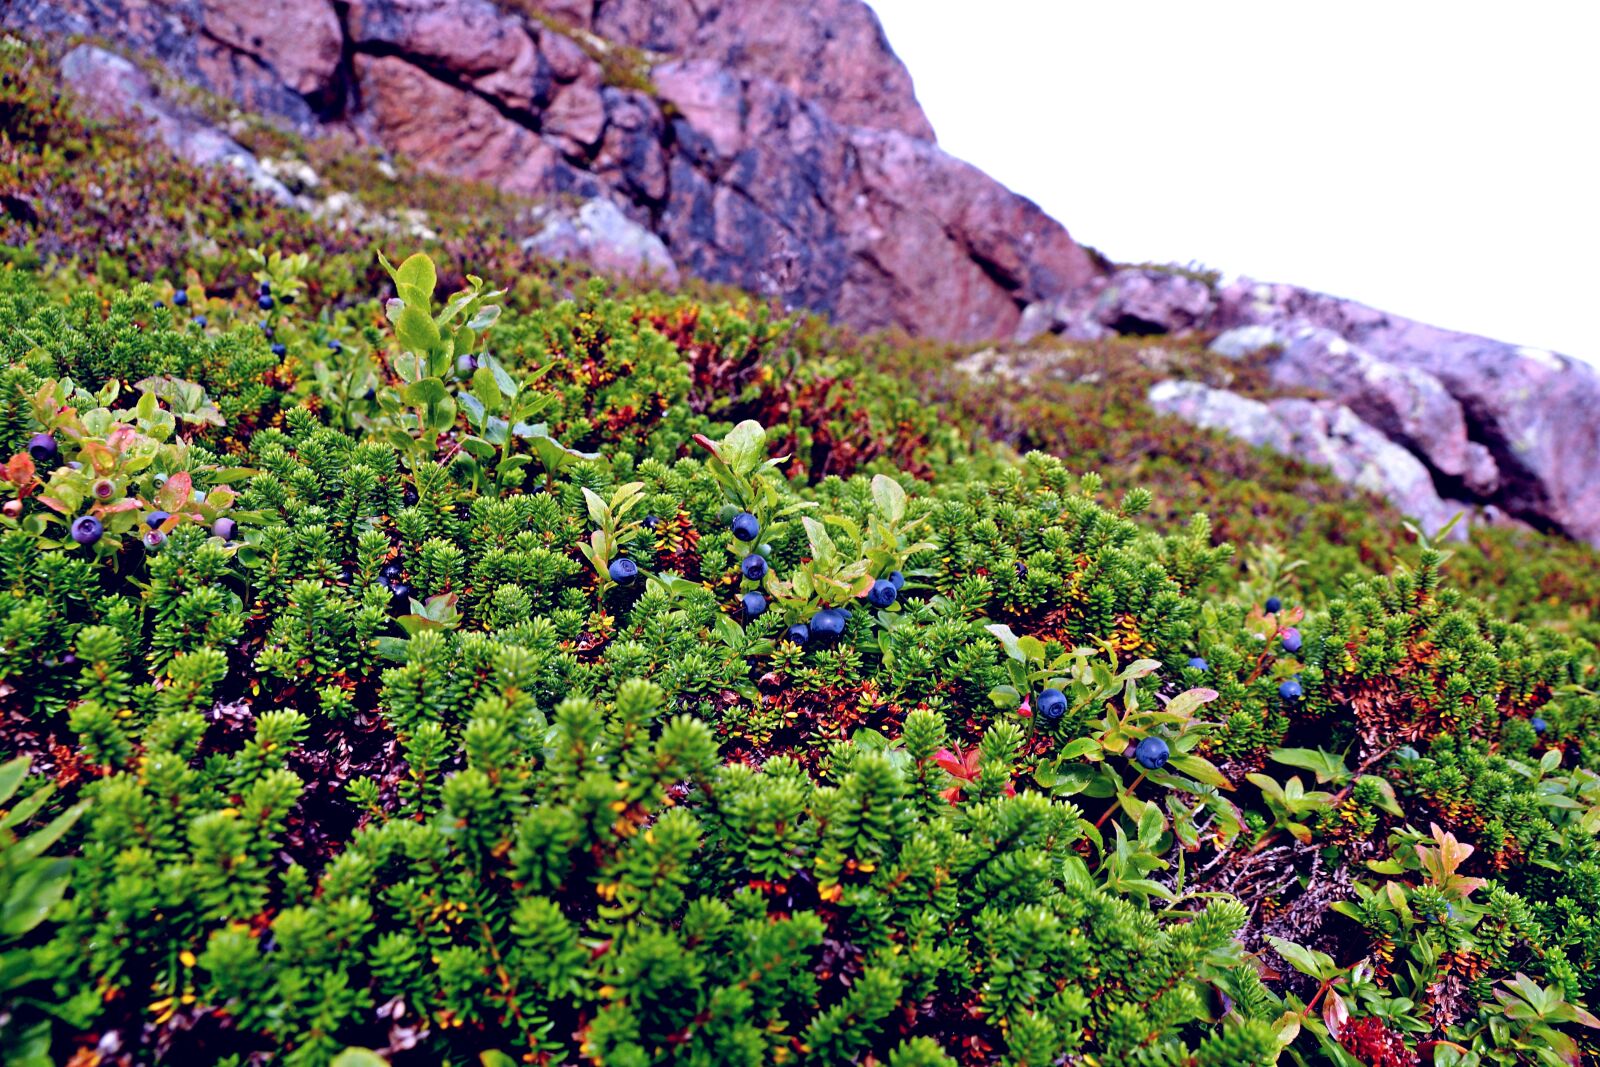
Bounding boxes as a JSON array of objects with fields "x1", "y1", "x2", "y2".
[
  {"x1": 1, "y1": 33, "x2": 1600, "y2": 1067},
  {"x1": 10, "y1": 0, "x2": 1598, "y2": 552}
]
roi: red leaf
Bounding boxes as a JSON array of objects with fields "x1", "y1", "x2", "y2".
[
  {"x1": 158, "y1": 471, "x2": 193, "y2": 512},
  {"x1": 4, "y1": 453, "x2": 34, "y2": 487}
]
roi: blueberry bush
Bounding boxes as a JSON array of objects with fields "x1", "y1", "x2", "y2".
[{"x1": 2, "y1": 30, "x2": 1600, "y2": 1067}]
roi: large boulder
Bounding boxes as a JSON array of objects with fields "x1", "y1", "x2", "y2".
[
  {"x1": 1216, "y1": 280, "x2": 1600, "y2": 545},
  {"x1": 521, "y1": 198, "x2": 679, "y2": 283},
  {"x1": 1213, "y1": 324, "x2": 1501, "y2": 497},
  {"x1": 1148, "y1": 380, "x2": 1464, "y2": 538},
  {"x1": 1088, "y1": 268, "x2": 1215, "y2": 336}
]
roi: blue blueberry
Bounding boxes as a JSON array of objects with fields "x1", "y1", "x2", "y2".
[
  {"x1": 258, "y1": 280, "x2": 271, "y2": 296},
  {"x1": 785, "y1": 623, "x2": 810, "y2": 646},
  {"x1": 1187, "y1": 656, "x2": 1209, "y2": 671},
  {"x1": 328, "y1": 340, "x2": 342, "y2": 353},
  {"x1": 608, "y1": 557, "x2": 638, "y2": 584},
  {"x1": 26, "y1": 433, "x2": 57, "y2": 464},
  {"x1": 643, "y1": 514, "x2": 661, "y2": 530},
  {"x1": 455, "y1": 354, "x2": 476, "y2": 376},
  {"x1": 741, "y1": 553, "x2": 768, "y2": 581},
  {"x1": 742, "y1": 591, "x2": 767, "y2": 617},
  {"x1": 212, "y1": 517, "x2": 238, "y2": 540},
  {"x1": 730, "y1": 512, "x2": 760, "y2": 542},
  {"x1": 867, "y1": 579, "x2": 898, "y2": 608},
  {"x1": 70, "y1": 515, "x2": 103, "y2": 546},
  {"x1": 810, "y1": 607, "x2": 847, "y2": 638},
  {"x1": 1135, "y1": 736, "x2": 1170, "y2": 771},
  {"x1": 271, "y1": 343, "x2": 286, "y2": 357},
  {"x1": 258, "y1": 294, "x2": 274, "y2": 311},
  {"x1": 1037, "y1": 687, "x2": 1067, "y2": 721},
  {"x1": 1531, "y1": 717, "x2": 1548, "y2": 736},
  {"x1": 261, "y1": 322, "x2": 274, "y2": 338},
  {"x1": 888, "y1": 570, "x2": 905, "y2": 591},
  {"x1": 380, "y1": 561, "x2": 404, "y2": 583},
  {"x1": 153, "y1": 300, "x2": 164, "y2": 309},
  {"x1": 172, "y1": 289, "x2": 188, "y2": 307},
  {"x1": 144, "y1": 510, "x2": 170, "y2": 529},
  {"x1": 388, "y1": 582, "x2": 411, "y2": 609},
  {"x1": 192, "y1": 315, "x2": 207, "y2": 328},
  {"x1": 1265, "y1": 596, "x2": 1282, "y2": 614},
  {"x1": 1281, "y1": 628, "x2": 1302, "y2": 653},
  {"x1": 1279, "y1": 677, "x2": 1303, "y2": 702}
]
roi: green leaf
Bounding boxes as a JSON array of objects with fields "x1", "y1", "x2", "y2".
[
  {"x1": 0, "y1": 757, "x2": 27, "y2": 805},
  {"x1": 1, "y1": 785, "x2": 52, "y2": 831},
  {"x1": 582, "y1": 487, "x2": 609, "y2": 528},
  {"x1": 392, "y1": 252, "x2": 437, "y2": 306},
  {"x1": 1265, "y1": 936, "x2": 1336, "y2": 980},
  {"x1": 1, "y1": 857, "x2": 73, "y2": 937},
  {"x1": 471, "y1": 367, "x2": 502, "y2": 415},
  {"x1": 466, "y1": 303, "x2": 502, "y2": 331},
  {"x1": 1163, "y1": 687, "x2": 1219, "y2": 719},
  {"x1": 986, "y1": 624, "x2": 1026, "y2": 664},
  {"x1": 1046, "y1": 766, "x2": 1095, "y2": 796},
  {"x1": 1058, "y1": 737, "x2": 1100, "y2": 761},
  {"x1": 395, "y1": 306, "x2": 441, "y2": 356},
  {"x1": 457, "y1": 391, "x2": 486, "y2": 427},
  {"x1": 1271, "y1": 747, "x2": 1351, "y2": 784},
  {"x1": 988, "y1": 685, "x2": 1020, "y2": 709},
  {"x1": 331, "y1": 1050, "x2": 390, "y2": 1067},
  {"x1": 802, "y1": 517, "x2": 838, "y2": 570},
  {"x1": 1167, "y1": 753, "x2": 1233, "y2": 790},
  {"x1": 11, "y1": 801, "x2": 88, "y2": 864},
  {"x1": 1118, "y1": 659, "x2": 1163, "y2": 680},
  {"x1": 871, "y1": 473, "x2": 907, "y2": 523},
  {"x1": 719, "y1": 420, "x2": 767, "y2": 475}
]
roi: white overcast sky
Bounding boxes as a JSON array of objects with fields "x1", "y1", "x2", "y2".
[{"x1": 868, "y1": 1, "x2": 1599, "y2": 363}]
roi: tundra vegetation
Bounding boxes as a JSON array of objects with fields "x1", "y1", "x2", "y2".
[{"x1": 2, "y1": 35, "x2": 1600, "y2": 1067}]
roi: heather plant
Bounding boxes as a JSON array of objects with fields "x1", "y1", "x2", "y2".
[{"x1": 2, "y1": 37, "x2": 1600, "y2": 1063}]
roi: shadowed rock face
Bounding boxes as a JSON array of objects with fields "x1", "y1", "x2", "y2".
[{"x1": 3, "y1": 0, "x2": 1102, "y2": 342}]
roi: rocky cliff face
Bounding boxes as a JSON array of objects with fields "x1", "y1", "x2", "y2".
[{"x1": 5, "y1": 0, "x2": 1102, "y2": 343}]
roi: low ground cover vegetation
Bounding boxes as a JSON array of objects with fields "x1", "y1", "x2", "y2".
[{"x1": 1, "y1": 33, "x2": 1599, "y2": 1067}]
